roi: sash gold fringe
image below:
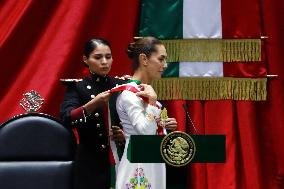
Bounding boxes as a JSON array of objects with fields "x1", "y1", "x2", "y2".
[
  {"x1": 151, "y1": 77, "x2": 267, "y2": 101},
  {"x1": 162, "y1": 39, "x2": 261, "y2": 62}
]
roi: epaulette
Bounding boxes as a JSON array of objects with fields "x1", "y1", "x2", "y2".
[
  {"x1": 114, "y1": 75, "x2": 132, "y2": 80},
  {"x1": 60, "y1": 79, "x2": 83, "y2": 85}
]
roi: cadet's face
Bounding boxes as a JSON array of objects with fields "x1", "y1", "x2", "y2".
[
  {"x1": 84, "y1": 44, "x2": 113, "y2": 76},
  {"x1": 146, "y1": 44, "x2": 167, "y2": 81}
]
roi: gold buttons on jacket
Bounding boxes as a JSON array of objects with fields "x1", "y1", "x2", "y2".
[
  {"x1": 91, "y1": 95, "x2": 95, "y2": 99},
  {"x1": 94, "y1": 113, "x2": 99, "y2": 117},
  {"x1": 99, "y1": 133, "x2": 103, "y2": 137},
  {"x1": 101, "y1": 144, "x2": 106, "y2": 149},
  {"x1": 96, "y1": 124, "x2": 100, "y2": 128},
  {"x1": 86, "y1": 85, "x2": 91, "y2": 89}
]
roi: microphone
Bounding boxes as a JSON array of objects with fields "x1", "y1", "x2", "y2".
[{"x1": 182, "y1": 104, "x2": 198, "y2": 134}]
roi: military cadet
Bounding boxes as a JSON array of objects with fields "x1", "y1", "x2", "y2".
[{"x1": 60, "y1": 38, "x2": 125, "y2": 189}]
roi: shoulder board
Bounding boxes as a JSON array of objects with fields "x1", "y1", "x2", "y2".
[
  {"x1": 114, "y1": 75, "x2": 132, "y2": 80},
  {"x1": 60, "y1": 78, "x2": 83, "y2": 85}
]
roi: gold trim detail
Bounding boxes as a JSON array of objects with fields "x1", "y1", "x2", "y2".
[
  {"x1": 162, "y1": 39, "x2": 261, "y2": 62},
  {"x1": 60, "y1": 78, "x2": 83, "y2": 82},
  {"x1": 160, "y1": 131, "x2": 196, "y2": 167},
  {"x1": 151, "y1": 77, "x2": 267, "y2": 101}
]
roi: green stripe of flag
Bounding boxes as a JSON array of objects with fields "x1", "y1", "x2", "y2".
[
  {"x1": 139, "y1": 0, "x2": 183, "y2": 39},
  {"x1": 139, "y1": 0, "x2": 183, "y2": 77}
]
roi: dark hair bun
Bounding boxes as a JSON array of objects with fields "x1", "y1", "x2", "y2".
[{"x1": 126, "y1": 42, "x2": 135, "y2": 59}]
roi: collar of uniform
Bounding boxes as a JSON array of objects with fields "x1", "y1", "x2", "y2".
[{"x1": 91, "y1": 73, "x2": 108, "y2": 83}]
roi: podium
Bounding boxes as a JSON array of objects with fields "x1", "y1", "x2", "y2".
[
  {"x1": 127, "y1": 134, "x2": 225, "y2": 189},
  {"x1": 127, "y1": 135, "x2": 226, "y2": 163}
]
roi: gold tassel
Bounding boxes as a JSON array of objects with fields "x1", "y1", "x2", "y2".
[
  {"x1": 162, "y1": 39, "x2": 261, "y2": 62},
  {"x1": 151, "y1": 77, "x2": 267, "y2": 101}
]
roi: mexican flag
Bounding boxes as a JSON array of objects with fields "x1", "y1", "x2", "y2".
[{"x1": 139, "y1": 0, "x2": 267, "y2": 101}]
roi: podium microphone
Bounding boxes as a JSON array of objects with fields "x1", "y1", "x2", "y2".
[{"x1": 182, "y1": 104, "x2": 199, "y2": 134}]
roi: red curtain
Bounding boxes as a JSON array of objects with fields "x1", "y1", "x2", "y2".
[
  {"x1": 0, "y1": 0, "x2": 284, "y2": 189},
  {"x1": 0, "y1": 0, "x2": 140, "y2": 122}
]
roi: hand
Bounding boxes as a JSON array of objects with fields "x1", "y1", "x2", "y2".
[
  {"x1": 136, "y1": 84, "x2": 157, "y2": 104},
  {"x1": 93, "y1": 91, "x2": 111, "y2": 106},
  {"x1": 110, "y1": 125, "x2": 125, "y2": 143},
  {"x1": 83, "y1": 91, "x2": 111, "y2": 114},
  {"x1": 162, "y1": 117, "x2": 177, "y2": 131}
]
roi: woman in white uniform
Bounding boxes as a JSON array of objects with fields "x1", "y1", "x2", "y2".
[{"x1": 115, "y1": 37, "x2": 172, "y2": 189}]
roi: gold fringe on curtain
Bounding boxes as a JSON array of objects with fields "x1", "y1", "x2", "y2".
[
  {"x1": 162, "y1": 39, "x2": 261, "y2": 62},
  {"x1": 151, "y1": 77, "x2": 267, "y2": 101}
]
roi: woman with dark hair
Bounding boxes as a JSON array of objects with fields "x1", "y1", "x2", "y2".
[
  {"x1": 115, "y1": 37, "x2": 177, "y2": 189},
  {"x1": 60, "y1": 38, "x2": 125, "y2": 189}
]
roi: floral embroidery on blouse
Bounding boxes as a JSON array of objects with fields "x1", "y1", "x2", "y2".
[{"x1": 126, "y1": 168, "x2": 151, "y2": 189}]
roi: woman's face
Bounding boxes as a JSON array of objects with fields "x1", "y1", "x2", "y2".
[
  {"x1": 145, "y1": 44, "x2": 167, "y2": 81},
  {"x1": 84, "y1": 44, "x2": 113, "y2": 76}
]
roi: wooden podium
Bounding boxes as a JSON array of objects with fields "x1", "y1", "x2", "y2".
[{"x1": 127, "y1": 135, "x2": 226, "y2": 163}]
